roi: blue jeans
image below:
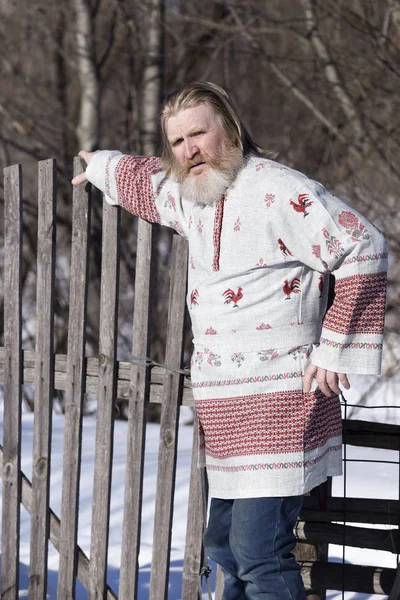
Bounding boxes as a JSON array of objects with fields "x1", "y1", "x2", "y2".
[{"x1": 203, "y1": 496, "x2": 306, "y2": 600}]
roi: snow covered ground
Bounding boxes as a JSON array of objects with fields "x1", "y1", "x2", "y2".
[{"x1": 0, "y1": 374, "x2": 399, "y2": 599}]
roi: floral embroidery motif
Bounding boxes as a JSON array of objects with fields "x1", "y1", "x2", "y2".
[
  {"x1": 256, "y1": 162, "x2": 265, "y2": 172},
  {"x1": 312, "y1": 244, "x2": 329, "y2": 270},
  {"x1": 164, "y1": 191, "x2": 176, "y2": 211},
  {"x1": 190, "y1": 256, "x2": 196, "y2": 270},
  {"x1": 264, "y1": 193, "x2": 276, "y2": 208},
  {"x1": 197, "y1": 219, "x2": 204, "y2": 233},
  {"x1": 322, "y1": 228, "x2": 344, "y2": 259},
  {"x1": 288, "y1": 345, "x2": 313, "y2": 360},
  {"x1": 231, "y1": 353, "x2": 245, "y2": 367},
  {"x1": 193, "y1": 352, "x2": 204, "y2": 369},
  {"x1": 338, "y1": 210, "x2": 369, "y2": 242},
  {"x1": 258, "y1": 349, "x2": 279, "y2": 361},
  {"x1": 256, "y1": 323, "x2": 272, "y2": 330},
  {"x1": 234, "y1": 217, "x2": 241, "y2": 231},
  {"x1": 170, "y1": 221, "x2": 185, "y2": 236},
  {"x1": 204, "y1": 348, "x2": 222, "y2": 367},
  {"x1": 256, "y1": 258, "x2": 268, "y2": 268},
  {"x1": 205, "y1": 327, "x2": 217, "y2": 335},
  {"x1": 188, "y1": 215, "x2": 193, "y2": 229},
  {"x1": 312, "y1": 244, "x2": 321, "y2": 258}
]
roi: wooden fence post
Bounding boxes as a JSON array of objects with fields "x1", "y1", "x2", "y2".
[
  {"x1": 1, "y1": 164, "x2": 23, "y2": 600},
  {"x1": 88, "y1": 199, "x2": 120, "y2": 599},
  {"x1": 149, "y1": 234, "x2": 188, "y2": 600},
  {"x1": 57, "y1": 159, "x2": 91, "y2": 599},
  {"x1": 29, "y1": 159, "x2": 57, "y2": 600},
  {"x1": 119, "y1": 217, "x2": 155, "y2": 599}
]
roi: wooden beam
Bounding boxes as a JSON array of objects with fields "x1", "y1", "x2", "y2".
[{"x1": 301, "y1": 561, "x2": 395, "y2": 595}]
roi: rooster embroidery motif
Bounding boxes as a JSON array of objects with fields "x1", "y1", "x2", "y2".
[
  {"x1": 283, "y1": 278, "x2": 301, "y2": 299},
  {"x1": 223, "y1": 287, "x2": 243, "y2": 307},
  {"x1": 278, "y1": 238, "x2": 293, "y2": 257},
  {"x1": 290, "y1": 193, "x2": 313, "y2": 217},
  {"x1": 190, "y1": 289, "x2": 199, "y2": 307}
]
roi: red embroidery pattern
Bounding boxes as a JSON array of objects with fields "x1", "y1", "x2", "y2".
[
  {"x1": 190, "y1": 289, "x2": 199, "y2": 306},
  {"x1": 170, "y1": 220, "x2": 185, "y2": 235},
  {"x1": 192, "y1": 370, "x2": 302, "y2": 389},
  {"x1": 338, "y1": 210, "x2": 369, "y2": 241},
  {"x1": 223, "y1": 287, "x2": 243, "y2": 307},
  {"x1": 323, "y1": 272, "x2": 387, "y2": 335},
  {"x1": 264, "y1": 193, "x2": 275, "y2": 208},
  {"x1": 205, "y1": 444, "x2": 341, "y2": 472},
  {"x1": 290, "y1": 193, "x2": 313, "y2": 217},
  {"x1": 205, "y1": 327, "x2": 217, "y2": 335},
  {"x1": 322, "y1": 228, "x2": 344, "y2": 259},
  {"x1": 283, "y1": 277, "x2": 301, "y2": 299},
  {"x1": 213, "y1": 194, "x2": 226, "y2": 271},
  {"x1": 278, "y1": 238, "x2": 293, "y2": 258},
  {"x1": 256, "y1": 323, "x2": 272, "y2": 330},
  {"x1": 234, "y1": 217, "x2": 241, "y2": 231},
  {"x1": 343, "y1": 252, "x2": 388, "y2": 266},
  {"x1": 320, "y1": 338, "x2": 383, "y2": 350},
  {"x1": 115, "y1": 155, "x2": 163, "y2": 223},
  {"x1": 195, "y1": 390, "x2": 342, "y2": 459},
  {"x1": 256, "y1": 258, "x2": 268, "y2": 268}
]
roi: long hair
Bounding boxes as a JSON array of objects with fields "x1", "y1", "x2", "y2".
[{"x1": 160, "y1": 81, "x2": 269, "y2": 175}]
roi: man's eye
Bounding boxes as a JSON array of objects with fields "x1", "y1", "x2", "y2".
[
  {"x1": 172, "y1": 139, "x2": 182, "y2": 147},
  {"x1": 193, "y1": 131, "x2": 204, "y2": 136}
]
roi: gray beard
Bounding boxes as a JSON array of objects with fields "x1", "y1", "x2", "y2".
[
  {"x1": 172, "y1": 145, "x2": 244, "y2": 206},
  {"x1": 180, "y1": 168, "x2": 235, "y2": 206}
]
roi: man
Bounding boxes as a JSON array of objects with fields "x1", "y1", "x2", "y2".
[{"x1": 72, "y1": 82, "x2": 388, "y2": 599}]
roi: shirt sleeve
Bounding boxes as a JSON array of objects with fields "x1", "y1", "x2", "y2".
[
  {"x1": 85, "y1": 150, "x2": 165, "y2": 224},
  {"x1": 278, "y1": 175, "x2": 388, "y2": 375}
]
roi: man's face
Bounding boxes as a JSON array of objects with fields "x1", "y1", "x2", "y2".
[{"x1": 166, "y1": 103, "x2": 227, "y2": 179}]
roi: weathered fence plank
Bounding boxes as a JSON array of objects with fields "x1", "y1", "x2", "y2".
[
  {"x1": 29, "y1": 159, "x2": 57, "y2": 600},
  {"x1": 182, "y1": 426, "x2": 207, "y2": 598},
  {"x1": 0, "y1": 445, "x2": 117, "y2": 599},
  {"x1": 58, "y1": 159, "x2": 91, "y2": 599},
  {"x1": 88, "y1": 200, "x2": 120, "y2": 599},
  {"x1": 119, "y1": 218, "x2": 154, "y2": 599},
  {"x1": 149, "y1": 234, "x2": 188, "y2": 600},
  {"x1": 1, "y1": 164, "x2": 23, "y2": 600},
  {"x1": 215, "y1": 566, "x2": 225, "y2": 600}
]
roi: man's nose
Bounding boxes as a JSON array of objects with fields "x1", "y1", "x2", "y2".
[{"x1": 183, "y1": 139, "x2": 199, "y2": 159}]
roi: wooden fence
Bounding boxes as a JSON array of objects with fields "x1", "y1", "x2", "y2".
[{"x1": 1, "y1": 158, "x2": 400, "y2": 599}]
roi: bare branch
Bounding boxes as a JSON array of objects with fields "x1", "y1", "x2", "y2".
[{"x1": 300, "y1": 0, "x2": 365, "y2": 142}]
